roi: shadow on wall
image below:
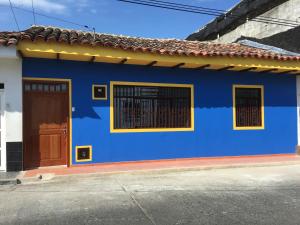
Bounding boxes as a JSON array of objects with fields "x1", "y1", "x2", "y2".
[
  {"x1": 73, "y1": 71, "x2": 297, "y2": 122},
  {"x1": 23, "y1": 59, "x2": 297, "y2": 121},
  {"x1": 73, "y1": 103, "x2": 103, "y2": 120}
]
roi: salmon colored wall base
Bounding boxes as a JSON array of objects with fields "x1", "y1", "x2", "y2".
[{"x1": 69, "y1": 153, "x2": 297, "y2": 168}]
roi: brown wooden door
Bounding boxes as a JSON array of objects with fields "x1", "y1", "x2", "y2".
[{"x1": 23, "y1": 80, "x2": 69, "y2": 169}]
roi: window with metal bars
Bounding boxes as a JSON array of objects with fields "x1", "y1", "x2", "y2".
[
  {"x1": 234, "y1": 86, "x2": 264, "y2": 128},
  {"x1": 112, "y1": 84, "x2": 192, "y2": 130}
]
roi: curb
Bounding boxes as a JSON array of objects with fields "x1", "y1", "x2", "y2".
[
  {"x1": 21, "y1": 160, "x2": 300, "y2": 183},
  {"x1": 0, "y1": 179, "x2": 21, "y2": 186},
  {"x1": 19, "y1": 173, "x2": 56, "y2": 185}
]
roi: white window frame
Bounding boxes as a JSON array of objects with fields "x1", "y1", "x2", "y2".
[{"x1": 0, "y1": 90, "x2": 6, "y2": 171}]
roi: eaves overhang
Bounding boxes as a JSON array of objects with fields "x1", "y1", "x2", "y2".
[{"x1": 17, "y1": 41, "x2": 300, "y2": 75}]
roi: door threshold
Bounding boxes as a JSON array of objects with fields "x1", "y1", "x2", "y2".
[{"x1": 36, "y1": 165, "x2": 67, "y2": 170}]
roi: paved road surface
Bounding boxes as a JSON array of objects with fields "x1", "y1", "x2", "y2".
[{"x1": 1, "y1": 164, "x2": 300, "y2": 225}]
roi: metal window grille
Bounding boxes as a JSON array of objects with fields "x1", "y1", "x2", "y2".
[
  {"x1": 113, "y1": 85, "x2": 192, "y2": 129},
  {"x1": 235, "y1": 88, "x2": 262, "y2": 127}
]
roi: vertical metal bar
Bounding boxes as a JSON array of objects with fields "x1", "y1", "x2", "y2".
[
  {"x1": 119, "y1": 87, "x2": 122, "y2": 129},
  {"x1": 133, "y1": 86, "x2": 136, "y2": 128},
  {"x1": 125, "y1": 86, "x2": 129, "y2": 129},
  {"x1": 168, "y1": 88, "x2": 171, "y2": 128},
  {"x1": 115, "y1": 86, "x2": 118, "y2": 129}
]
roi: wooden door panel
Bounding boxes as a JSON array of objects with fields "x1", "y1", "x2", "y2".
[
  {"x1": 23, "y1": 81, "x2": 69, "y2": 169},
  {"x1": 24, "y1": 135, "x2": 41, "y2": 167},
  {"x1": 27, "y1": 94, "x2": 67, "y2": 130},
  {"x1": 40, "y1": 134, "x2": 61, "y2": 160},
  {"x1": 39, "y1": 130, "x2": 66, "y2": 162}
]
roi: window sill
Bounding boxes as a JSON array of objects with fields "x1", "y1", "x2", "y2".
[
  {"x1": 233, "y1": 126, "x2": 265, "y2": 130},
  {"x1": 110, "y1": 127, "x2": 195, "y2": 133}
]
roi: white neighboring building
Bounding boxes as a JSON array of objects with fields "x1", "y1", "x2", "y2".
[{"x1": 0, "y1": 46, "x2": 22, "y2": 172}]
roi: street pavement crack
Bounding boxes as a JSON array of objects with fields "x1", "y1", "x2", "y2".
[{"x1": 116, "y1": 179, "x2": 157, "y2": 225}]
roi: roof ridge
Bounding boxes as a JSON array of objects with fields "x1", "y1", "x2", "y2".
[{"x1": 28, "y1": 25, "x2": 210, "y2": 43}]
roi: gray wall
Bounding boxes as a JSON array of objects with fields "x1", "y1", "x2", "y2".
[
  {"x1": 237, "y1": 26, "x2": 300, "y2": 53},
  {"x1": 215, "y1": 0, "x2": 300, "y2": 43},
  {"x1": 205, "y1": 0, "x2": 300, "y2": 53}
]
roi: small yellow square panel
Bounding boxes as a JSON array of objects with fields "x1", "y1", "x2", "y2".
[
  {"x1": 76, "y1": 146, "x2": 92, "y2": 162},
  {"x1": 92, "y1": 84, "x2": 107, "y2": 100}
]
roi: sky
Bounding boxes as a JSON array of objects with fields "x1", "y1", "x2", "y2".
[{"x1": 0, "y1": 0, "x2": 240, "y2": 39}]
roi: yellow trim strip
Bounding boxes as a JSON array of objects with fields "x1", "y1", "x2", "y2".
[
  {"x1": 92, "y1": 84, "x2": 107, "y2": 100},
  {"x1": 110, "y1": 81, "x2": 195, "y2": 133},
  {"x1": 18, "y1": 41, "x2": 300, "y2": 72},
  {"x1": 75, "y1": 145, "x2": 92, "y2": 162},
  {"x1": 23, "y1": 77, "x2": 73, "y2": 165},
  {"x1": 233, "y1": 84, "x2": 265, "y2": 130}
]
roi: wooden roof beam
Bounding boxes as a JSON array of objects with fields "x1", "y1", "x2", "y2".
[
  {"x1": 195, "y1": 64, "x2": 210, "y2": 70},
  {"x1": 217, "y1": 66, "x2": 235, "y2": 71},
  {"x1": 238, "y1": 67, "x2": 257, "y2": 72},
  {"x1": 276, "y1": 70, "x2": 299, "y2": 75},
  {"x1": 90, "y1": 56, "x2": 96, "y2": 63},
  {"x1": 173, "y1": 63, "x2": 185, "y2": 68},
  {"x1": 119, "y1": 58, "x2": 127, "y2": 64},
  {"x1": 147, "y1": 61, "x2": 158, "y2": 66},
  {"x1": 259, "y1": 69, "x2": 278, "y2": 73}
]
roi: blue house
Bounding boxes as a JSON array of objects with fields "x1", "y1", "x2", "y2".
[{"x1": 1, "y1": 26, "x2": 300, "y2": 171}]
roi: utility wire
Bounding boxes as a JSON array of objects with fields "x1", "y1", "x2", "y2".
[
  {"x1": 8, "y1": 0, "x2": 20, "y2": 31},
  {"x1": 149, "y1": 0, "x2": 300, "y2": 24},
  {"x1": 125, "y1": 0, "x2": 300, "y2": 25},
  {"x1": 118, "y1": 0, "x2": 300, "y2": 27},
  {"x1": 150, "y1": 0, "x2": 230, "y2": 13},
  {"x1": 31, "y1": 0, "x2": 36, "y2": 25},
  {"x1": 117, "y1": 0, "x2": 300, "y2": 28},
  {"x1": 0, "y1": 3, "x2": 95, "y2": 32}
]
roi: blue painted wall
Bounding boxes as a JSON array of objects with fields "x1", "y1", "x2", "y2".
[{"x1": 23, "y1": 58, "x2": 298, "y2": 164}]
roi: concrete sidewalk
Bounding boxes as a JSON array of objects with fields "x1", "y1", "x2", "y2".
[
  {"x1": 2, "y1": 164, "x2": 300, "y2": 225},
  {"x1": 0, "y1": 172, "x2": 21, "y2": 185},
  {"x1": 22, "y1": 154, "x2": 300, "y2": 179}
]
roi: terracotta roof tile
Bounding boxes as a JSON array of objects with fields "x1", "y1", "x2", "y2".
[{"x1": 1, "y1": 26, "x2": 300, "y2": 61}]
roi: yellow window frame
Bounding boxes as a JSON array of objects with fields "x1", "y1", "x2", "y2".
[
  {"x1": 75, "y1": 145, "x2": 92, "y2": 162},
  {"x1": 233, "y1": 84, "x2": 265, "y2": 130},
  {"x1": 110, "y1": 81, "x2": 195, "y2": 133},
  {"x1": 92, "y1": 84, "x2": 107, "y2": 100}
]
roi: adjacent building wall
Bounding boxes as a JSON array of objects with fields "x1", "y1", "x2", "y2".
[
  {"x1": 23, "y1": 59, "x2": 298, "y2": 165},
  {"x1": 0, "y1": 47, "x2": 23, "y2": 171},
  {"x1": 214, "y1": 0, "x2": 300, "y2": 46},
  {"x1": 240, "y1": 27, "x2": 300, "y2": 53},
  {"x1": 188, "y1": 0, "x2": 300, "y2": 53}
]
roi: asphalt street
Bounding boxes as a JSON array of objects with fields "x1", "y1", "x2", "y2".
[{"x1": 1, "y1": 164, "x2": 300, "y2": 225}]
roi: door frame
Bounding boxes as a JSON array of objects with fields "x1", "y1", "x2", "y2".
[
  {"x1": 297, "y1": 76, "x2": 300, "y2": 148},
  {"x1": 22, "y1": 77, "x2": 73, "y2": 167},
  {"x1": 0, "y1": 90, "x2": 6, "y2": 171}
]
